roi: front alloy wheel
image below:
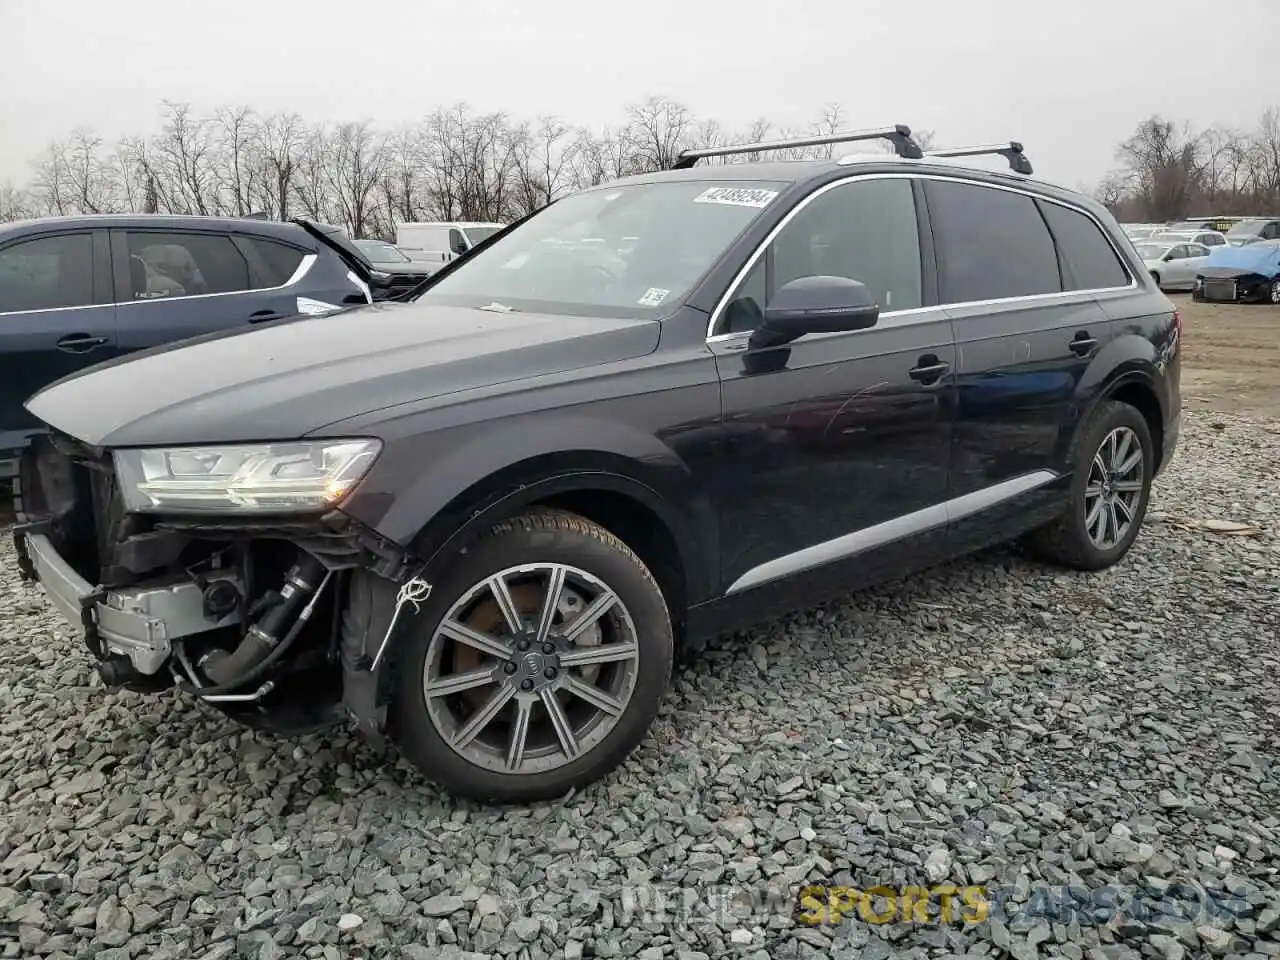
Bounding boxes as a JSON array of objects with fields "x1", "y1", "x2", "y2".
[
  {"x1": 390, "y1": 509, "x2": 673, "y2": 802},
  {"x1": 423, "y1": 562, "x2": 640, "y2": 775},
  {"x1": 1269, "y1": 279, "x2": 1280, "y2": 304}
]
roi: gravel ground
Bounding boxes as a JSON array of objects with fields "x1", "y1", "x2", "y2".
[{"x1": 1, "y1": 409, "x2": 1278, "y2": 960}]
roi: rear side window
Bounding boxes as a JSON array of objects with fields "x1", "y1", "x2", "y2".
[
  {"x1": 927, "y1": 180, "x2": 1061, "y2": 303},
  {"x1": 126, "y1": 232, "x2": 250, "y2": 300},
  {"x1": 240, "y1": 236, "x2": 307, "y2": 287},
  {"x1": 0, "y1": 233, "x2": 94, "y2": 313},
  {"x1": 1038, "y1": 201, "x2": 1130, "y2": 290}
]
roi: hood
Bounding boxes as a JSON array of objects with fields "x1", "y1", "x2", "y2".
[
  {"x1": 25, "y1": 302, "x2": 660, "y2": 447},
  {"x1": 1202, "y1": 244, "x2": 1280, "y2": 274}
]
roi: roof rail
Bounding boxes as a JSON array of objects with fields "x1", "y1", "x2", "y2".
[
  {"x1": 926, "y1": 141, "x2": 1033, "y2": 175},
  {"x1": 670, "y1": 124, "x2": 924, "y2": 169}
]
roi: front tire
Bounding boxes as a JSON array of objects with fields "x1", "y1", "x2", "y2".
[
  {"x1": 1021, "y1": 400, "x2": 1154, "y2": 571},
  {"x1": 389, "y1": 509, "x2": 673, "y2": 802},
  {"x1": 1269, "y1": 279, "x2": 1280, "y2": 304}
]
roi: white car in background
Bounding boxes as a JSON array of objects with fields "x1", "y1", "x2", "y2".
[
  {"x1": 1122, "y1": 223, "x2": 1164, "y2": 240},
  {"x1": 1151, "y1": 229, "x2": 1228, "y2": 249},
  {"x1": 1135, "y1": 240, "x2": 1211, "y2": 291}
]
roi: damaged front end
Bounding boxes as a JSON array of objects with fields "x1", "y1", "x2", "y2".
[{"x1": 13, "y1": 432, "x2": 415, "y2": 738}]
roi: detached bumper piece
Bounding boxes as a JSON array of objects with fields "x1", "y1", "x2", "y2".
[{"x1": 21, "y1": 531, "x2": 242, "y2": 678}]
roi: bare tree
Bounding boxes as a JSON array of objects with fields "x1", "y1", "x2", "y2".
[
  {"x1": 0, "y1": 182, "x2": 38, "y2": 222},
  {"x1": 325, "y1": 120, "x2": 386, "y2": 237},
  {"x1": 256, "y1": 112, "x2": 305, "y2": 220},
  {"x1": 622, "y1": 96, "x2": 691, "y2": 172}
]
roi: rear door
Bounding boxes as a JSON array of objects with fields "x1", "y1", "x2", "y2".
[
  {"x1": 111, "y1": 228, "x2": 294, "y2": 353},
  {"x1": 926, "y1": 177, "x2": 1128, "y2": 546},
  {"x1": 0, "y1": 229, "x2": 115, "y2": 453},
  {"x1": 1181, "y1": 243, "x2": 1211, "y2": 284}
]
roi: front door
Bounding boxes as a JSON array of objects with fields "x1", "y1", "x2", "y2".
[
  {"x1": 708, "y1": 175, "x2": 956, "y2": 605},
  {"x1": 0, "y1": 229, "x2": 116, "y2": 455}
]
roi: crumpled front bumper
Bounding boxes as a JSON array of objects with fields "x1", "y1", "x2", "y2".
[{"x1": 15, "y1": 529, "x2": 241, "y2": 675}]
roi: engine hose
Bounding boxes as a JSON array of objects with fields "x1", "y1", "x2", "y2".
[
  {"x1": 192, "y1": 553, "x2": 327, "y2": 691},
  {"x1": 182, "y1": 576, "x2": 329, "y2": 700}
]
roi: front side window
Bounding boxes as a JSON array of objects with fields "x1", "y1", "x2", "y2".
[
  {"x1": 1038, "y1": 200, "x2": 1129, "y2": 291},
  {"x1": 126, "y1": 232, "x2": 250, "y2": 301},
  {"x1": 0, "y1": 233, "x2": 94, "y2": 313},
  {"x1": 720, "y1": 177, "x2": 923, "y2": 334},
  {"x1": 419, "y1": 180, "x2": 786, "y2": 319},
  {"x1": 927, "y1": 179, "x2": 1061, "y2": 303}
]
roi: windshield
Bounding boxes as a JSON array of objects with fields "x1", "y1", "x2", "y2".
[
  {"x1": 1134, "y1": 243, "x2": 1172, "y2": 260},
  {"x1": 462, "y1": 226, "x2": 503, "y2": 246},
  {"x1": 1226, "y1": 220, "x2": 1269, "y2": 237},
  {"x1": 418, "y1": 180, "x2": 787, "y2": 318},
  {"x1": 355, "y1": 240, "x2": 411, "y2": 263}
]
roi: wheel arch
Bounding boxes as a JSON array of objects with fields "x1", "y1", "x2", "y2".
[
  {"x1": 404, "y1": 451, "x2": 714, "y2": 625},
  {"x1": 1073, "y1": 359, "x2": 1167, "y2": 474}
]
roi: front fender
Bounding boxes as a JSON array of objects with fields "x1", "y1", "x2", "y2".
[{"x1": 338, "y1": 411, "x2": 720, "y2": 602}]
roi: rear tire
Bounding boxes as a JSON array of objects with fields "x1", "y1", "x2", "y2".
[
  {"x1": 1021, "y1": 400, "x2": 1154, "y2": 571},
  {"x1": 389, "y1": 509, "x2": 673, "y2": 802}
]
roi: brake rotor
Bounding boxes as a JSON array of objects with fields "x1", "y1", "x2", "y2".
[{"x1": 453, "y1": 579, "x2": 603, "y2": 710}]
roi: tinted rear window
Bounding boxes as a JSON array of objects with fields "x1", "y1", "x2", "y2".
[
  {"x1": 241, "y1": 236, "x2": 307, "y2": 286},
  {"x1": 1038, "y1": 201, "x2": 1130, "y2": 290},
  {"x1": 926, "y1": 179, "x2": 1061, "y2": 302}
]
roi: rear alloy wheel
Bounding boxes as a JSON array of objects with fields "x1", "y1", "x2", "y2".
[
  {"x1": 391, "y1": 510, "x2": 673, "y2": 802},
  {"x1": 1020, "y1": 400, "x2": 1154, "y2": 570}
]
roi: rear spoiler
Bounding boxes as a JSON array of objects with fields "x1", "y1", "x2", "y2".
[{"x1": 292, "y1": 218, "x2": 378, "y2": 283}]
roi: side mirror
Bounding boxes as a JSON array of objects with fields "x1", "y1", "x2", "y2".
[
  {"x1": 1163, "y1": 252, "x2": 1175, "y2": 261},
  {"x1": 749, "y1": 276, "x2": 880, "y2": 349}
]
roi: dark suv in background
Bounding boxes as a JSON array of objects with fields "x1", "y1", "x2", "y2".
[
  {"x1": 14, "y1": 127, "x2": 1181, "y2": 803},
  {"x1": 0, "y1": 214, "x2": 375, "y2": 472}
]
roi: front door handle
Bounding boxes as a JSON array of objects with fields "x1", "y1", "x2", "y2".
[
  {"x1": 1069, "y1": 332, "x2": 1098, "y2": 356},
  {"x1": 55, "y1": 334, "x2": 108, "y2": 354},
  {"x1": 248, "y1": 310, "x2": 284, "y2": 324},
  {"x1": 908, "y1": 355, "x2": 951, "y2": 385}
]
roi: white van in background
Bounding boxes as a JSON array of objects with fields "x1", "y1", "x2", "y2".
[{"x1": 395, "y1": 221, "x2": 506, "y2": 271}]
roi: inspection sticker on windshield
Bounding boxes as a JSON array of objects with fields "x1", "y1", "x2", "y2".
[
  {"x1": 638, "y1": 287, "x2": 670, "y2": 306},
  {"x1": 693, "y1": 186, "x2": 779, "y2": 208}
]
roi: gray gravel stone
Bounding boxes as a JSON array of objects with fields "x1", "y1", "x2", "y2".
[{"x1": 1, "y1": 410, "x2": 1278, "y2": 958}]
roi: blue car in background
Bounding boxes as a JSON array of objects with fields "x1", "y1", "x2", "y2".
[
  {"x1": 1193, "y1": 240, "x2": 1280, "y2": 305},
  {"x1": 0, "y1": 214, "x2": 379, "y2": 476}
]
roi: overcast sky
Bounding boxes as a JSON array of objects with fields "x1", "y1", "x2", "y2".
[{"x1": 1, "y1": 0, "x2": 1274, "y2": 190}]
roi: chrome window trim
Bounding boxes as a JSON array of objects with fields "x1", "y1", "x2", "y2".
[
  {"x1": 724, "y1": 469, "x2": 1059, "y2": 595},
  {"x1": 120, "y1": 252, "x2": 318, "y2": 306},
  {"x1": 703, "y1": 171, "x2": 1138, "y2": 342},
  {"x1": 0, "y1": 301, "x2": 115, "y2": 319}
]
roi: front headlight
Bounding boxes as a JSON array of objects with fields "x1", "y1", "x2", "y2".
[{"x1": 114, "y1": 439, "x2": 381, "y2": 514}]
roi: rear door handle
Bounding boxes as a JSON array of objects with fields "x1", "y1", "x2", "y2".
[
  {"x1": 55, "y1": 334, "x2": 108, "y2": 354},
  {"x1": 248, "y1": 310, "x2": 284, "y2": 324},
  {"x1": 1069, "y1": 332, "x2": 1098, "y2": 356},
  {"x1": 909, "y1": 355, "x2": 951, "y2": 385}
]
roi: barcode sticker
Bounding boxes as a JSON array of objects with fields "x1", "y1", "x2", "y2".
[{"x1": 693, "y1": 187, "x2": 779, "y2": 208}]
